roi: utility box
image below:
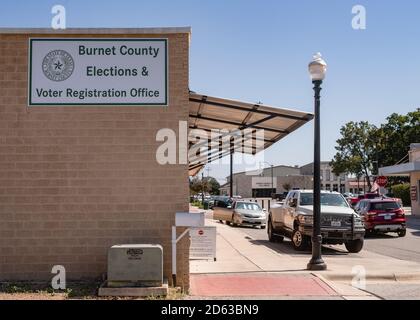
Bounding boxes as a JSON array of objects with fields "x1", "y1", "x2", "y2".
[{"x1": 107, "y1": 244, "x2": 163, "y2": 287}]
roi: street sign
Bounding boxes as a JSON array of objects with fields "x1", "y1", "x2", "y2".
[
  {"x1": 411, "y1": 186, "x2": 418, "y2": 201},
  {"x1": 189, "y1": 227, "x2": 216, "y2": 261},
  {"x1": 376, "y1": 176, "x2": 388, "y2": 187}
]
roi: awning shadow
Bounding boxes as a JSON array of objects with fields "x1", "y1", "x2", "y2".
[{"x1": 247, "y1": 238, "x2": 349, "y2": 257}]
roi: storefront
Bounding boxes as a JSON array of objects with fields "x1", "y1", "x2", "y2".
[{"x1": 379, "y1": 143, "x2": 420, "y2": 216}]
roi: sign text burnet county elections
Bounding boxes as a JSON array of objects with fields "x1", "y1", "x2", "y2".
[{"x1": 29, "y1": 39, "x2": 168, "y2": 105}]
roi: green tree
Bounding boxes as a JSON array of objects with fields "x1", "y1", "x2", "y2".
[
  {"x1": 331, "y1": 121, "x2": 378, "y2": 190},
  {"x1": 189, "y1": 176, "x2": 220, "y2": 195},
  {"x1": 204, "y1": 177, "x2": 221, "y2": 195},
  {"x1": 282, "y1": 183, "x2": 292, "y2": 192},
  {"x1": 376, "y1": 109, "x2": 420, "y2": 169},
  {"x1": 331, "y1": 109, "x2": 420, "y2": 192},
  {"x1": 189, "y1": 176, "x2": 203, "y2": 195}
]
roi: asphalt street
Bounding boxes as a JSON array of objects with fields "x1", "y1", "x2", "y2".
[
  {"x1": 230, "y1": 215, "x2": 420, "y2": 299},
  {"x1": 234, "y1": 215, "x2": 420, "y2": 263}
]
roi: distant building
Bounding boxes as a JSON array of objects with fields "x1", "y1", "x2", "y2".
[
  {"x1": 300, "y1": 162, "x2": 348, "y2": 193},
  {"x1": 220, "y1": 162, "x2": 354, "y2": 198},
  {"x1": 380, "y1": 143, "x2": 420, "y2": 216}
]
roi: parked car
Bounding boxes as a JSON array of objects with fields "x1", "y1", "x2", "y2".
[
  {"x1": 268, "y1": 190, "x2": 365, "y2": 252},
  {"x1": 212, "y1": 196, "x2": 232, "y2": 209},
  {"x1": 349, "y1": 192, "x2": 382, "y2": 207},
  {"x1": 272, "y1": 192, "x2": 289, "y2": 201},
  {"x1": 342, "y1": 192, "x2": 355, "y2": 202},
  {"x1": 213, "y1": 200, "x2": 266, "y2": 229},
  {"x1": 355, "y1": 198, "x2": 406, "y2": 237}
]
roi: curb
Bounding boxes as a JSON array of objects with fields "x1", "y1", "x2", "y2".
[
  {"x1": 320, "y1": 272, "x2": 420, "y2": 282},
  {"x1": 312, "y1": 273, "x2": 380, "y2": 299}
]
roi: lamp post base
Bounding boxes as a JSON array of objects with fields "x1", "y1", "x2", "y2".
[{"x1": 307, "y1": 258, "x2": 327, "y2": 271}]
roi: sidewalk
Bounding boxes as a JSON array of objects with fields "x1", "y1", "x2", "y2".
[{"x1": 188, "y1": 215, "x2": 420, "y2": 299}]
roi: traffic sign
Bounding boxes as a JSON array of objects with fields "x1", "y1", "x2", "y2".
[{"x1": 376, "y1": 176, "x2": 388, "y2": 187}]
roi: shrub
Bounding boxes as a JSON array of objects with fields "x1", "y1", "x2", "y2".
[{"x1": 390, "y1": 184, "x2": 410, "y2": 206}]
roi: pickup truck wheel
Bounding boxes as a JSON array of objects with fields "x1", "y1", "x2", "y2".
[
  {"x1": 225, "y1": 221, "x2": 230, "y2": 226},
  {"x1": 268, "y1": 220, "x2": 283, "y2": 243},
  {"x1": 398, "y1": 229, "x2": 406, "y2": 237},
  {"x1": 345, "y1": 239, "x2": 364, "y2": 253},
  {"x1": 292, "y1": 229, "x2": 309, "y2": 251}
]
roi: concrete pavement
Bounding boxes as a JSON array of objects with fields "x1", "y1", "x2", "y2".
[{"x1": 189, "y1": 212, "x2": 420, "y2": 299}]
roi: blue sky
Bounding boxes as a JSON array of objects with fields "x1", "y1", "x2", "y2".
[{"x1": 1, "y1": 0, "x2": 420, "y2": 182}]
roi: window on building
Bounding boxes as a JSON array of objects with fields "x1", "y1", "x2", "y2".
[
  {"x1": 326, "y1": 170, "x2": 331, "y2": 181},
  {"x1": 326, "y1": 184, "x2": 331, "y2": 190},
  {"x1": 333, "y1": 184, "x2": 338, "y2": 192}
]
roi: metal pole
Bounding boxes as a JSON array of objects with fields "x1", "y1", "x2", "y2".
[
  {"x1": 307, "y1": 80, "x2": 327, "y2": 271},
  {"x1": 271, "y1": 165, "x2": 274, "y2": 197},
  {"x1": 171, "y1": 226, "x2": 177, "y2": 286},
  {"x1": 201, "y1": 171, "x2": 204, "y2": 203},
  {"x1": 230, "y1": 140, "x2": 233, "y2": 198}
]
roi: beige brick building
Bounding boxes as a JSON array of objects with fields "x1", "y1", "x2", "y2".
[{"x1": 0, "y1": 28, "x2": 191, "y2": 288}]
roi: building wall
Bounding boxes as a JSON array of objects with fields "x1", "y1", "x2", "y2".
[
  {"x1": 410, "y1": 145, "x2": 420, "y2": 216},
  {"x1": 411, "y1": 172, "x2": 420, "y2": 216},
  {"x1": 229, "y1": 175, "x2": 313, "y2": 198},
  {"x1": 301, "y1": 162, "x2": 348, "y2": 192},
  {"x1": 0, "y1": 31, "x2": 190, "y2": 288},
  {"x1": 257, "y1": 166, "x2": 300, "y2": 178}
]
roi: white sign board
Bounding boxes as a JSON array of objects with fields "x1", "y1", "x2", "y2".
[
  {"x1": 252, "y1": 177, "x2": 277, "y2": 189},
  {"x1": 189, "y1": 227, "x2": 216, "y2": 261},
  {"x1": 29, "y1": 38, "x2": 168, "y2": 106},
  {"x1": 175, "y1": 212, "x2": 205, "y2": 227}
]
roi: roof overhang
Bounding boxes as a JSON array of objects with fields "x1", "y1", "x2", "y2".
[
  {"x1": 188, "y1": 92, "x2": 314, "y2": 175},
  {"x1": 379, "y1": 162, "x2": 420, "y2": 177},
  {"x1": 0, "y1": 27, "x2": 191, "y2": 34}
]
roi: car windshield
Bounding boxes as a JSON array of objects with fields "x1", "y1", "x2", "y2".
[
  {"x1": 370, "y1": 202, "x2": 401, "y2": 211},
  {"x1": 300, "y1": 193, "x2": 349, "y2": 207},
  {"x1": 235, "y1": 202, "x2": 261, "y2": 211}
]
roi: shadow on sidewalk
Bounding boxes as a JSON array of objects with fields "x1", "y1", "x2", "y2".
[
  {"x1": 247, "y1": 239, "x2": 349, "y2": 257},
  {"x1": 407, "y1": 216, "x2": 420, "y2": 232}
]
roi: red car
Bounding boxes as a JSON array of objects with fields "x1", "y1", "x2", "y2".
[
  {"x1": 349, "y1": 192, "x2": 381, "y2": 207},
  {"x1": 355, "y1": 198, "x2": 406, "y2": 237}
]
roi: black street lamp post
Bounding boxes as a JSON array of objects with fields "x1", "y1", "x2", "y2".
[
  {"x1": 307, "y1": 53, "x2": 327, "y2": 271},
  {"x1": 201, "y1": 171, "x2": 205, "y2": 204}
]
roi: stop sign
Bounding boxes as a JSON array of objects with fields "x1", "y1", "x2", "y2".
[
  {"x1": 198, "y1": 230, "x2": 204, "y2": 236},
  {"x1": 376, "y1": 176, "x2": 388, "y2": 187}
]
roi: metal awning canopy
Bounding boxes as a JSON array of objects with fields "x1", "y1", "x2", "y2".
[
  {"x1": 379, "y1": 162, "x2": 420, "y2": 177},
  {"x1": 188, "y1": 92, "x2": 314, "y2": 176}
]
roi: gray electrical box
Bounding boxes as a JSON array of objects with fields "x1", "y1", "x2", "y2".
[{"x1": 107, "y1": 244, "x2": 163, "y2": 287}]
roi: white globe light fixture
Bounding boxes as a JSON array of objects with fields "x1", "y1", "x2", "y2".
[{"x1": 308, "y1": 52, "x2": 327, "y2": 81}]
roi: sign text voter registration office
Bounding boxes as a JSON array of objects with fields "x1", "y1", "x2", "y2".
[{"x1": 29, "y1": 39, "x2": 168, "y2": 106}]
